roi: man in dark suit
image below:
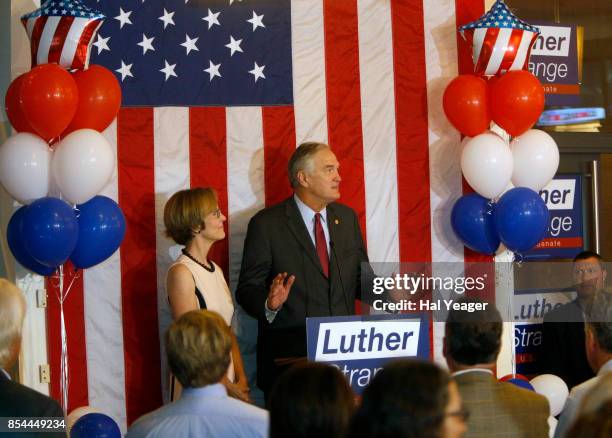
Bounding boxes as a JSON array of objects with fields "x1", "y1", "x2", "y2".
[
  {"x1": 0, "y1": 278, "x2": 64, "y2": 437},
  {"x1": 444, "y1": 297, "x2": 549, "y2": 438},
  {"x1": 541, "y1": 251, "x2": 606, "y2": 389},
  {"x1": 236, "y1": 142, "x2": 373, "y2": 396}
]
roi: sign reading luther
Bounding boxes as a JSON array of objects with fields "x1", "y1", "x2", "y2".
[
  {"x1": 306, "y1": 314, "x2": 429, "y2": 393},
  {"x1": 529, "y1": 24, "x2": 579, "y2": 106}
]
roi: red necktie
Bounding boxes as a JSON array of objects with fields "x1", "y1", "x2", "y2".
[{"x1": 314, "y1": 213, "x2": 329, "y2": 278}]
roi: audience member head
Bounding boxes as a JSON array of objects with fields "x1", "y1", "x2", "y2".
[
  {"x1": 349, "y1": 360, "x2": 467, "y2": 438},
  {"x1": 573, "y1": 251, "x2": 606, "y2": 301},
  {"x1": 164, "y1": 187, "x2": 222, "y2": 245},
  {"x1": 567, "y1": 399, "x2": 612, "y2": 438},
  {"x1": 165, "y1": 310, "x2": 231, "y2": 389},
  {"x1": 268, "y1": 362, "x2": 354, "y2": 438},
  {"x1": 584, "y1": 291, "x2": 612, "y2": 373},
  {"x1": 0, "y1": 279, "x2": 26, "y2": 371},
  {"x1": 444, "y1": 297, "x2": 502, "y2": 372},
  {"x1": 288, "y1": 142, "x2": 340, "y2": 210}
]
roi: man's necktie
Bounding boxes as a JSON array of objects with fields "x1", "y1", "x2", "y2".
[{"x1": 314, "y1": 213, "x2": 329, "y2": 278}]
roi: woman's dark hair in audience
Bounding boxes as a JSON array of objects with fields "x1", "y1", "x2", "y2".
[
  {"x1": 349, "y1": 359, "x2": 451, "y2": 438},
  {"x1": 268, "y1": 362, "x2": 354, "y2": 438}
]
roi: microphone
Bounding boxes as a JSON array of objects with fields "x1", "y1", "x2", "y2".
[{"x1": 330, "y1": 240, "x2": 351, "y2": 314}]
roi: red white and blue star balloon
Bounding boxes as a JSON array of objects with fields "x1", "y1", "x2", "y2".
[
  {"x1": 21, "y1": 0, "x2": 105, "y2": 71},
  {"x1": 459, "y1": 0, "x2": 539, "y2": 77}
]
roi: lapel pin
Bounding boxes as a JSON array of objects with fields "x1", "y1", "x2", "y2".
[{"x1": 335, "y1": 219, "x2": 340, "y2": 225}]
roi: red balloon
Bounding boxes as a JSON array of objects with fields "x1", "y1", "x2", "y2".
[
  {"x1": 4, "y1": 74, "x2": 36, "y2": 134},
  {"x1": 489, "y1": 71, "x2": 545, "y2": 137},
  {"x1": 20, "y1": 64, "x2": 79, "y2": 142},
  {"x1": 443, "y1": 75, "x2": 491, "y2": 137},
  {"x1": 65, "y1": 65, "x2": 122, "y2": 134},
  {"x1": 499, "y1": 373, "x2": 529, "y2": 382}
]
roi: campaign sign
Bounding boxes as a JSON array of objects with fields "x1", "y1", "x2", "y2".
[
  {"x1": 306, "y1": 314, "x2": 429, "y2": 393},
  {"x1": 528, "y1": 24, "x2": 579, "y2": 106},
  {"x1": 525, "y1": 175, "x2": 583, "y2": 260},
  {"x1": 513, "y1": 289, "x2": 575, "y2": 375}
]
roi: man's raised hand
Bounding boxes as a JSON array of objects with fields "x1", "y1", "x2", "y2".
[{"x1": 267, "y1": 272, "x2": 295, "y2": 311}]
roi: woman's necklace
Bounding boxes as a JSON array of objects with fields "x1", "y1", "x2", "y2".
[{"x1": 182, "y1": 249, "x2": 215, "y2": 273}]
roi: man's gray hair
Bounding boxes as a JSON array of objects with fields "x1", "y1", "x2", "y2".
[
  {"x1": 586, "y1": 291, "x2": 612, "y2": 353},
  {"x1": 287, "y1": 142, "x2": 330, "y2": 189},
  {"x1": 0, "y1": 279, "x2": 26, "y2": 368}
]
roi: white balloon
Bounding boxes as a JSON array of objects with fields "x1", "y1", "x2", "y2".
[
  {"x1": 66, "y1": 406, "x2": 102, "y2": 432},
  {"x1": 461, "y1": 131, "x2": 513, "y2": 199},
  {"x1": 530, "y1": 374, "x2": 569, "y2": 416},
  {"x1": 0, "y1": 133, "x2": 51, "y2": 204},
  {"x1": 52, "y1": 129, "x2": 115, "y2": 204},
  {"x1": 511, "y1": 129, "x2": 559, "y2": 191}
]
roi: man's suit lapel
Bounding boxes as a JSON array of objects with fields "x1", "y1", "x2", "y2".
[{"x1": 285, "y1": 198, "x2": 326, "y2": 276}]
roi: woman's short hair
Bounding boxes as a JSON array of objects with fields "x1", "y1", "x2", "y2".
[
  {"x1": 165, "y1": 310, "x2": 231, "y2": 388},
  {"x1": 350, "y1": 360, "x2": 450, "y2": 438},
  {"x1": 268, "y1": 362, "x2": 354, "y2": 438},
  {"x1": 287, "y1": 142, "x2": 329, "y2": 189},
  {"x1": 0, "y1": 279, "x2": 26, "y2": 368},
  {"x1": 164, "y1": 188, "x2": 218, "y2": 245}
]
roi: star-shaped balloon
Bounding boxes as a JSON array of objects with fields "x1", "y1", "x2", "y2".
[
  {"x1": 21, "y1": 0, "x2": 105, "y2": 71},
  {"x1": 459, "y1": 0, "x2": 539, "y2": 77}
]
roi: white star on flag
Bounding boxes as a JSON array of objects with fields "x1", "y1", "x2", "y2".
[
  {"x1": 93, "y1": 34, "x2": 110, "y2": 54},
  {"x1": 160, "y1": 60, "x2": 178, "y2": 81},
  {"x1": 229, "y1": 0, "x2": 242, "y2": 5},
  {"x1": 180, "y1": 35, "x2": 199, "y2": 55},
  {"x1": 116, "y1": 60, "x2": 133, "y2": 81},
  {"x1": 203, "y1": 60, "x2": 222, "y2": 81},
  {"x1": 248, "y1": 62, "x2": 265, "y2": 82},
  {"x1": 159, "y1": 8, "x2": 175, "y2": 29},
  {"x1": 115, "y1": 7, "x2": 132, "y2": 29},
  {"x1": 137, "y1": 34, "x2": 155, "y2": 55},
  {"x1": 225, "y1": 35, "x2": 243, "y2": 56},
  {"x1": 202, "y1": 9, "x2": 220, "y2": 29},
  {"x1": 247, "y1": 11, "x2": 265, "y2": 31}
]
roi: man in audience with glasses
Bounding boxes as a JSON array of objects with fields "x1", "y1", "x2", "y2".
[
  {"x1": 444, "y1": 297, "x2": 549, "y2": 437},
  {"x1": 542, "y1": 251, "x2": 607, "y2": 389}
]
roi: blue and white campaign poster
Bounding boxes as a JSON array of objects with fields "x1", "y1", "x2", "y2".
[
  {"x1": 513, "y1": 289, "x2": 575, "y2": 375},
  {"x1": 525, "y1": 174, "x2": 583, "y2": 260},
  {"x1": 306, "y1": 314, "x2": 429, "y2": 393},
  {"x1": 529, "y1": 23, "x2": 579, "y2": 106}
]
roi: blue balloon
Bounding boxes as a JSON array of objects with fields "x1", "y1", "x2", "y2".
[
  {"x1": 71, "y1": 413, "x2": 120, "y2": 438},
  {"x1": 507, "y1": 378, "x2": 535, "y2": 391},
  {"x1": 70, "y1": 196, "x2": 126, "y2": 269},
  {"x1": 22, "y1": 197, "x2": 78, "y2": 268},
  {"x1": 451, "y1": 194, "x2": 500, "y2": 255},
  {"x1": 6, "y1": 207, "x2": 56, "y2": 276},
  {"x1": 494, "y1": 187, "x2": 549, "y2": 253}
]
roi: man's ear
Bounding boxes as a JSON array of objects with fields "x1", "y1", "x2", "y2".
[
  {"x1": 585, "y1": 324, "x2": 597, "y2": 351},
  {"x1": 296, "y1": 169, "x2": 309, "y2": 188}
]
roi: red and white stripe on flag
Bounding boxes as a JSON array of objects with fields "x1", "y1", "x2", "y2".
[{"x1": 16, "y1": 0, "x2": 492, "y2": 433}]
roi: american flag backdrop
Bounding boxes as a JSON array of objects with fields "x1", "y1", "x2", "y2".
[{"x1": 8, "y1": 0, "x2": 494, "y2": 433}]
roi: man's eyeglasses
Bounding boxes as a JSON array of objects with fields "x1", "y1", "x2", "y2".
[
  {"x1": 209, "y1": 208, "x2": 222, "y2": 219},
  {"x1": 573, "y1": 267, "x2": 602, "y2": 276},
  {"x1": 445, "y1": 408, "x2": 470, "y2": 422}
]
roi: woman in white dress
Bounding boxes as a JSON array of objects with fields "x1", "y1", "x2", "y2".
[{"x1": 164, "y1": 187, "x2": 249, "y2": 402}]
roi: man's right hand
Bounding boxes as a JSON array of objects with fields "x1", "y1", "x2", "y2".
[{"x1": 267, "y1": 272, "x2": 295, "y2": 311}]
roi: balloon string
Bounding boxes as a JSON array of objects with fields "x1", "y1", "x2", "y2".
[
  {"x1": 485, "y1": 200, "x2": 495, "y2": 215},
  {"x1": 55, "y1": 264, "x2": 80, "y2": 414}
]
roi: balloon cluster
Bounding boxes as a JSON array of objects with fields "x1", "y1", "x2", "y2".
[
  {"x1": 1, "y1": 0, "x2": 126, "y2": 276},
  {"x1": 445, "y1": 0, "x2": 557, "y2": 256}
]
